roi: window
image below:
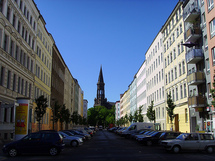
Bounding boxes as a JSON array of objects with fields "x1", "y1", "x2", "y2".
[
  {"x1": 0, "y1": 66, "x2": 5, "y2": 86},
  {"x1": 179, "y1": 63, "x2": 182, "y2": 76},
  {"x1": 18, "y1": 77, "x2": 21, "y2": 93},
  {"x1": 212, "y1": 47, "x2": 215, "y2": 66},
  {"x1": 185, "y1": 108, "x2": 188, "y2": 123},
  {"x1": 182, "y1": 61, "x2": 185, "y2": 74},
  {"x1": 184, "y1": 83, "x2": 187, "y2": 97},
  {"x1": 162, "y1": 69, "x2": 164, "y2": 80},
  {"x1": 171, "y1": 69, "x2": 174, "y2": 81},
  {"x1": 207, "y1": 83, "x2": 211, "y2": 98},
  {"x1": 7, "y1": 6, "x2": 11, "y2": 21},
  {"x1": 172, "y1": 89, "x2": 175, "y2": 101},
  {"x1": 210, "y1": 18, "x2": 215, "y2": 38},
  {"x1": 207, "y1": 0, "x2": 214, "y2": 11},
  {"x1": 180, "y1": 85, "x2": 183, "y2": 99},
  {"x1": 0, "y1": 0, "x2": 3, "y2": 12},
  {"x1": 168, "y1": 72, "x2": 170, "y2": 83},
  {"x1": 7, "y1": 70, "x2": 11, "y2": 89},
  {"x1": 13, "y1": 74, "x2": 16, "y2": 91},
  {"x1": 206, "y1": 59, "x2": 210, "y2": 73},
  {"x1": 175, "y1": 67, "x2": 177, "y2": 79},
  {"x1": 25, "y1": 81, "x2": 28, "y2": 96},
  {"x1": 181, "y1": 41, "x2": 184, "y2": 52},
  {"x1": 178, "y1": 44, "x2": 180, "y2": 55},
  {"x1": 170, "y1": 52, "x2": 173, "y2": 63},
  {"x1": 3, "y1": 34, "x2": 8, "y2": 52},
  {"x1": 167, "y1": 55, "x2": 170, "y2": 65},
  {"x1": 180, "y1": 24, "x2": 183, "y2": 34},
  {"x1": 176, "y1": 87, "x2": 178, "y2": 100}
]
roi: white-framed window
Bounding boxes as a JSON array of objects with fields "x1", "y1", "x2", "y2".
[
  {"x1": 207, "y1": 0, "x2": 214, "y2": 11},
  {"x1": 210, "y1": 18, "x2": 215, "y2": 38},
  {"x1": 212, "y1": 47, "x2": 215, "y2": 66}
]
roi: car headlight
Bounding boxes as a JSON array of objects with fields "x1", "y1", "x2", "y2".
[{"x1": 79, "y1": 138, "x2": 83, "y2": 142}]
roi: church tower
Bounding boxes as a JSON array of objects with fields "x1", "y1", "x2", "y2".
[{"x1": 94, "y1": 66, "x2": 107, "y2": 107}]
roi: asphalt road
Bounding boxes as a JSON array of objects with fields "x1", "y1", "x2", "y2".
[{"x1": 1, "y1": 130, "x2": 215, "y2": 161}]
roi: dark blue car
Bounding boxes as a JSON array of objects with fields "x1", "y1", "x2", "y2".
[{"x1": 2, "y1": 130, "x2": 65, "y2": 157}]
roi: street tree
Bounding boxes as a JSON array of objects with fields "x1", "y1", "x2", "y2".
[
  {"x1": 129, "y1": 113, "x2": 133, "y2": 124},
  {"x1": 138, "y1": 105, "x2": 144, "y2": 122},
  {"x1": 147, "y1": 101, "x2": 156, "y2": 123},
  {"x1": 58, "y1": 104, "x2": 70, "y2": 130},
  {"x1": 71, "y1": 111, "x2": 79, "y2": 125},
  {"x1": 35, "y1": 95, "x2": 48, "y2": 131},
  {"x1": 166, "y1": 94, "x2": 176, "y2": 129},
  {"x1": 133, "y1": 110, "x2": 138, "y2": 122},
  {"x1": 51, "y1": 100, "x2": 61, "y2": 130}
]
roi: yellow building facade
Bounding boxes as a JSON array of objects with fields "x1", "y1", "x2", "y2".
[
  {"x1": 32, "y1": 15, "x2": 54, "y2": 132},
  {"x1": 161, "y1": 2, "x2": 190, "y2": 133}
]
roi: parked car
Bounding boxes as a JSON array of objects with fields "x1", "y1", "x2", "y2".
[
  {"x1": 130, "y1": 129, "x2": 149, "y2": 140},
  {"x1": 161, "y1": 133, "x2": 215, "y2": 153},
  {"x1": 61, "y1": 130, "x2": 86, "y2": 141},
  {"x1": 134, "y1": 130, "x2": 154, "y2": 140},
  {"x1": 58, "y1": 131, "x2": 83, "y2": 147},
  {"x1": 158, "y1": 131, "x2": 181, "y2": 144},
  {"x1": 84, "y1": 127, "x2": 94, "y2": 136},
  {"x1": 136, "y1": 131, "x2": 163, "y2": 146},
  {"x1": 2, "y1": 130, "x2": 65, "y2": 157},
  {"x1": 69, "y1": 130, "x2": 91, "y2": 140}
]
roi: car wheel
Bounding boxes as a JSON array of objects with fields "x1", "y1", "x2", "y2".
[
  {"x1": 71, "y1": 140, "x2": 78, "y2": 147},
  {"x1": 146, "y1": 140, "x2": 152, "y2": 146},
  {"x1": 49, "y1": 147, "x2": 58, "y2": 156},
  {"x1": 8, "y1": 148, "x2": 18, "y2": 157},
  {"x1": 206, "y1": 146, "x2": 214, "y2": 154},
  {"x1": 172, "y1": 145, "x2": 180, "y2": 154}
]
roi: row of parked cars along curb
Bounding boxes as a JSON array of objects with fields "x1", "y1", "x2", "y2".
[
  {"x1": 108, "y1": 124, "x2": 215, "y2": 154},
  {"x1": 1, "y1": 127, "x2": 97, "y2": 157}
]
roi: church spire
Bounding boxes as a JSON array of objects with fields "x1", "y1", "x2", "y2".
[{"x1": 98, "y1": 65, "x2": 104, "y2": 84}]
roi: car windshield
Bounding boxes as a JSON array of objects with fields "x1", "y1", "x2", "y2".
[
  {"x1": 151, "y1": 132, "x2": 159, "y2": 136},
  {"x1": 63, "y1": 131, "x2": 74, "y2": 136},
  {"x1": 176, "y1": 133, "x2": 189, "y2": 140}
]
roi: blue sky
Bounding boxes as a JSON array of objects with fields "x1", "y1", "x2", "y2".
[{"x1": 34, "y1": 0, "x2": 179, "y2": 108}]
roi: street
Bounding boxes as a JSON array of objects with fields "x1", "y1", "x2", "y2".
[{"x1": 1, "y1": 130, "x2": 215, "y2": 161}]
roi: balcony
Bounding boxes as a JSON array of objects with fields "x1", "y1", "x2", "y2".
[
  {"x1": 183, "y1": 4, "x2": 200, "y2": 22},
  {"x1": 188, "y1": 95, "x2": 206, "y2": 108},
  {"x1": 187, "y1": 71, "x2": 205, "y2": 86},
  {"x1": 185, "y1": 49, "x2": 204, "y2": 64},
  {"x1": 184, "y1": 27, "x2": 201, "y2": 43}
]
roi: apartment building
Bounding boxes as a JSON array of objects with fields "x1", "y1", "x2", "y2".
[
  {"x1": 0, "y1": 0, "x2": 38, "y2": 140},
  {"x1": 83, "y1": 99, "x2": 88, "y2": 118},
  {"x1": 120, "y1": 89, "x2": 130, "y2": 119},
  {"x1": 182, "y1": 0, "x2": 211, "y2": 132},
  {"x1": 145, "y1": 32, "x2": 166, "y2": 130},
  {"x1": 32, "y1": 13, "x2": 54, "y2": 132},
  {"x1": 129, "y1": 76, "x2": 137, "y2": 117},
  {"x1": 115, "y1": 101, "x2": 120, "y2": 121},
  {"x1": 205, "y1": 0, "x2": 215, "y2": 132},
  {"x1": 161, "y1": 1, "x2": 190, "y2": 132},
  {"x1": 136, "y1": 61, "x2": 147, "y2": 121}
]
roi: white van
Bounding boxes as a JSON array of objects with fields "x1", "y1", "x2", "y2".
[{"x1": 121, "y1": 122, "x2": 156, "y2": 137}]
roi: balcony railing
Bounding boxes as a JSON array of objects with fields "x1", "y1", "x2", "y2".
[
  {"x1": 186, "y1": 49, "x2": 204, "y2": 64},
  {"x1": 187, "y1": 71, "x2": 205, "y2": 86},
  {"x1": 184, "y1": 27, "x2": 201, "y2": 42},
  {"x1": 188, "y1": 95, "x2": 206, "y2": 108},
  {"x1": 183, "y1": 2, "x2": 200, "y2": 22}
]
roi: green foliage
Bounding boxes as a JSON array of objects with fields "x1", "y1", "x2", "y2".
[
  {"x1": 129, "y1": 113, "x2": 133, "y2": 123},
  {"x1": 138, "y1": 106, "x2": 144, "y2": 122},
  {"x1": 58, "y1": 104, "x2": 70, "y2": 129},
  {"x1": 35, "y1": 95, "x2": 48, "y2": 131},
  {"x1": 71, "y1": 111, "x2": 79, "y2": 125},
  {"x1": 133, "y1": 111, "x2": 138, "y2": 122},
  {"x1": 166, "y1": 94, "x2": 176, "y2": 124},
  {"x1": 146, "y1": 101, "x2": 155, "y2": 123},
  {"x1": 87, "y1": 105, "x2": 115, "y2": 127}
]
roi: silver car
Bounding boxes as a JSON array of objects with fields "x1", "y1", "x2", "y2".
[
  {"x1": 58, "y1": 131, "x2": 83, "y2": 147},
  {"x1": 161, "y1": 133, "x2": 215, "y2": 153}
]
